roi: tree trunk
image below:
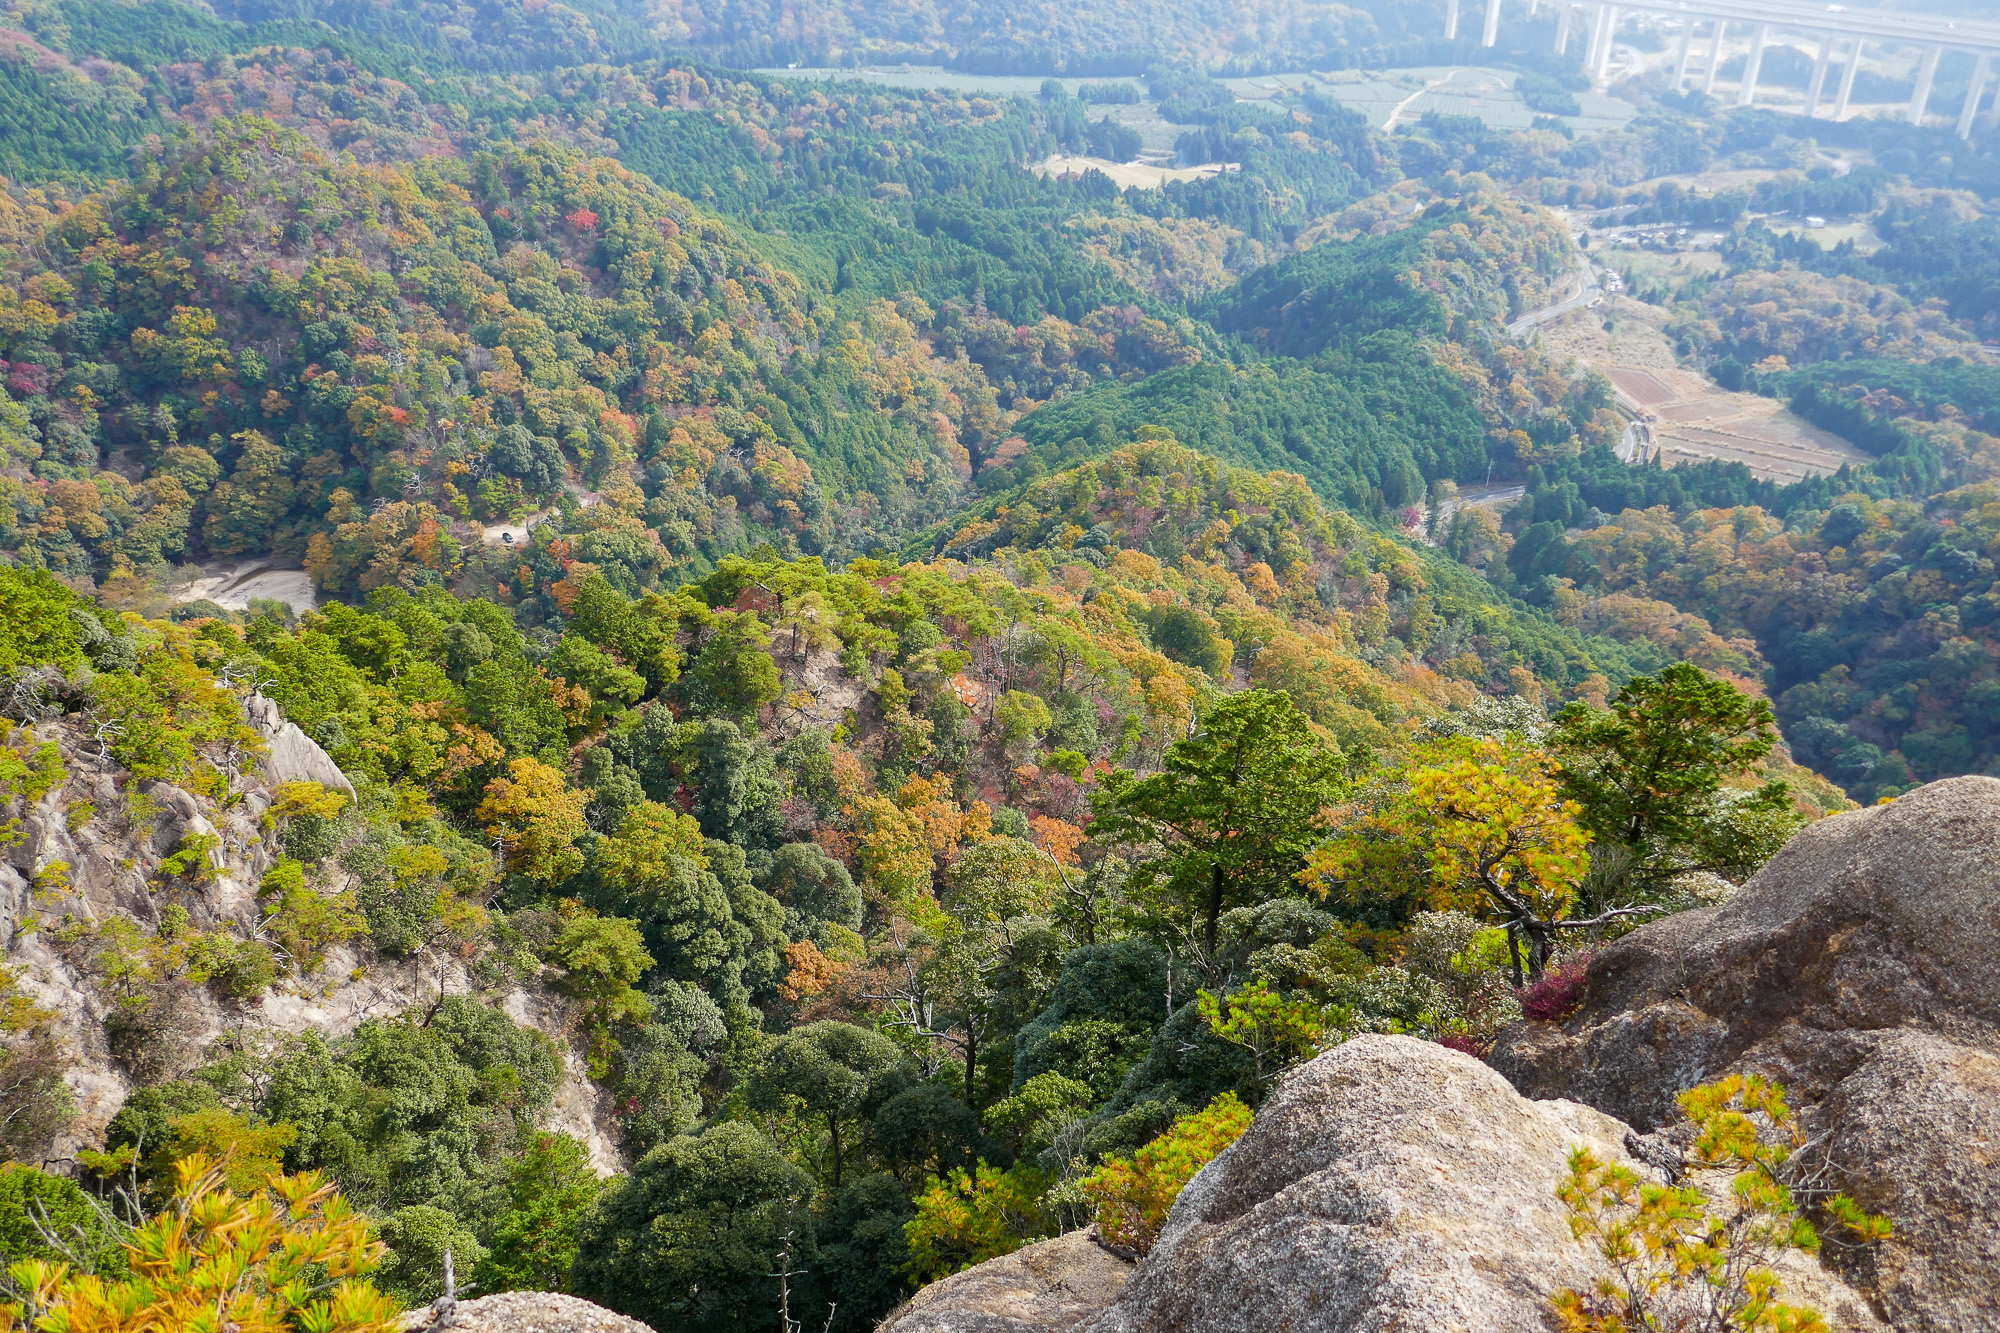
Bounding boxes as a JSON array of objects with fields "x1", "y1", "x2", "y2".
[
  {"x1": 1203, "y1": 861, "x2": 1225, "y2": 959},
  {"x1": 1525, "y1": 920, "x2": 1555, "y2": 981},
  {"x1": 964, "y1": 1021, "x2": 978, "y2": 1111},
  {"x1": 1505, "y1": 922, "x2": 1525, "y2": 988}
]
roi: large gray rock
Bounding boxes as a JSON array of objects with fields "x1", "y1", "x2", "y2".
[
  {"x1": 244, "y1": 691, "x2": 355, "y2": 802},
  {"x1": 1812, "y1": 1031, "x2": 2000, "y2": 1327},
  {"x1": 399, "y1": 1292, "x2": 651, "y2": 1331},
  {"x1": 879, "y1": 1229, "x2": 1134, "y2": 1333},
  {"x1": 1074, "y1": 1036, "x2": 1878, "y2": 1333},
  {"x1": 1491, "y1": 775, "x2": 2000, "y2": 1333}
]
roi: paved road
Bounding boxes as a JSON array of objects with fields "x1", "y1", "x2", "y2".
[
  {"x1": 1426, "y1": 482, "x2": 1527, "y2": 544},
  {"x1": 1381, "y1": 73, "x2": 1452, "y2": 129},
  {"x1": 1616, "y1": 419, "x2": 1651, "y2": 464},
  {"x1": 1507, "y1": 252, "x2": 1602, "y2": 337}
]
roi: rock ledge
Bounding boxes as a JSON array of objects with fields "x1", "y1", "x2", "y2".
[
  {"x1": 879, "y1": 1228, "x2": 1134, "y2": 1333},
  {"x1": 399, "y1": 1291, "x2": 652, "y2": 1333}
]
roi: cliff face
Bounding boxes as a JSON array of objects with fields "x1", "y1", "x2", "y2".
[
  {"x1": 0, "y1": 698, "x2": 624, "y2": 1173},
  {"x1": 1492, "y1": 775, "x2": 2000, "y2": 1332}
]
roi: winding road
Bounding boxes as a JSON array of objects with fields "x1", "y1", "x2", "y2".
[{"x1": 1507, "y1": 250, "x2": 1604, "y2": 337}]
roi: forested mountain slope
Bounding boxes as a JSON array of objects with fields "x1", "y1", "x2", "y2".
[
  {"x1": 4, "y1": 3, "x2": 2000, "y2": 1329},
  {"x1": 1201, "y1": 195, "x2": 1571, "y2": 355},
  {"x1": 627, "y1": 0, "x2": 1443, "y2": 73},
  {"x1": 0, "y1": 64, "x2": 1595, "y2": 599},
  {"x1": 0, "y1": 108, "x2": 1186, "y2": 585},
  {"x1": 0, "y1": 0, "x2": 1455, "y2": 78},
  {"x1": 0, "y1": 417, "x2": 1848, "y2": 1324},
  {"x1": 1489, "y1": 358, "x2": 2000, "y2": 803}
]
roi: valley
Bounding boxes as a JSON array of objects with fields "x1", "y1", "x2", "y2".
[{"x1": 0, "y1": 1, "x2": 1995, "y2": 1331}]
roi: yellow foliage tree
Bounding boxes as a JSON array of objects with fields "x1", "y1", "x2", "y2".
[
  {"x1": 263, "y1": 781, "x2": 348, "y2": 829},
  {"x1": 895, "y1": 774, "x2": 992, "y2": 864},
  {"x1": 477, "y1": 757, "x2": 591, "y2": 883},
  {"x1": 849, "y1": 795, "x2": 932, "y2": 903},
  {"x1": 901, "y1": 1163, "x2": 1051, "y2": 1285},
  {"x1": 1300, "y1": 739, "x2": 1593, "y2": 982},
  {"x1": 0, "y1": 1152, "x2": 400, "y2": 1333},
  {"x1": 596, "y1": 800, "x2": 708, "y2": 887},
  {"x1": 1080, "y1": 1092, "x2": 1254, "y2": 1255},
  {"x1": 1553, "y1": 1075, "x2": 1892, "y2": 1333}
]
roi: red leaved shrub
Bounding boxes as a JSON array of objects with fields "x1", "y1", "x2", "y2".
[{"x1": 1518, "y1": 953, "x2": 1594, "y2": 1022}]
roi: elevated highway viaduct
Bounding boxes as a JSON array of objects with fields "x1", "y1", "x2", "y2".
[{"x1": 1441, "y1": 0, "x2": 2000, "y2": 137}]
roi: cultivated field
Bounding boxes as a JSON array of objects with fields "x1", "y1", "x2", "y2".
[
  {"x1": 1033, "y1": 155, "x2": 1235, "y2": 188},
  {"x1": 1226, "y1": 65, "x2": 1636, "y2": 135},
  {"x1": 1536, "y1": 297, "x2": 1871, "y2": 484}
]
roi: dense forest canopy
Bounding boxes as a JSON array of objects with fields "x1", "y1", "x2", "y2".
[
  {"x1": 0, "y1": 0, "x2": 1996, "y2": 1327},
  {"x1": 0, "y1": 0, "x2": 1464, "y2": 77}
]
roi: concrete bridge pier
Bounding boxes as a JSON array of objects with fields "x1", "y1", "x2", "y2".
[
  {"x1": 1805, "y1": 33, "x2": 1834, "y2": 116},
  {"x1": 1446, "y1": 0, "x2": 1461, "y2": 41},
  {"x1": 1834, "y1": 37, "x2": 1864, "y2": 118},
  {"x1": 1909, "y1": 44, "x2": 1942, "y2": 124},
  {"x1": 1462, "y1": 0, "x2": 2000, "y2": 121},
  {"x1": 1737, "y1": 23, "x2": 1770, "y2": 106},
  {"x1": 1702, "y1": 19, "x2": 1728, "y2": 94},
  {"x1": 1960, "y1": 56, "x2": 1991, "y2": 139}
]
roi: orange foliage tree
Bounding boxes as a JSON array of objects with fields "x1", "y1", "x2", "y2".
[{"x1": 0, "y1": 1152, "x2": 401, "y2": 1333}]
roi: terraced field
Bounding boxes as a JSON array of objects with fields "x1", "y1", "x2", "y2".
[{"x1": 1537, "y1": 296, "x2": 1870, "y2": 484}]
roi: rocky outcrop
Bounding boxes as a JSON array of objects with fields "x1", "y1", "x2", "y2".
[
  {"x1": 1491, "y1": 775, "x2": 2000, "y2": 1332},
  {"x1": 1072, "y1": 1035, "x2": 1879, "y2": 1333},
  {"x1": 889, "y1": 1037, "x2": 1880, "y2": 1333},
  {"x1": 0, "y1": 707, "x2": 624, "y2": 1172},
  {"x1": 244, "y1": 691, "x2": 356, "y2": 801},
  {"x1": 398, "y1": 1291, "x2": 651, "y2": 1332},
  {"x1": 879, "y1": 1229, "x2": 1134, "y2": 1333}
]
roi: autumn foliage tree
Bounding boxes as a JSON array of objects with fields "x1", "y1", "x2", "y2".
[
  {"x1": 0, "y1": 1152, "x2": 400, "y2": 1333},
  {"x1": 477, "y1": 756, "x2": 592, "y2": 883},
  {"x1": 1080, "y1": 1092, "x2": 1254, "y2": 1256},
  {"x1": 1303, "y1": 738, "x2": 1597, "y2": 982},
  {"x1": 900, "y1": 1162, "x2": 1052, "y2": 1284},
  {"x1": 1554, "y1": 1075, "x2": 1892, "y2": 1333}
]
